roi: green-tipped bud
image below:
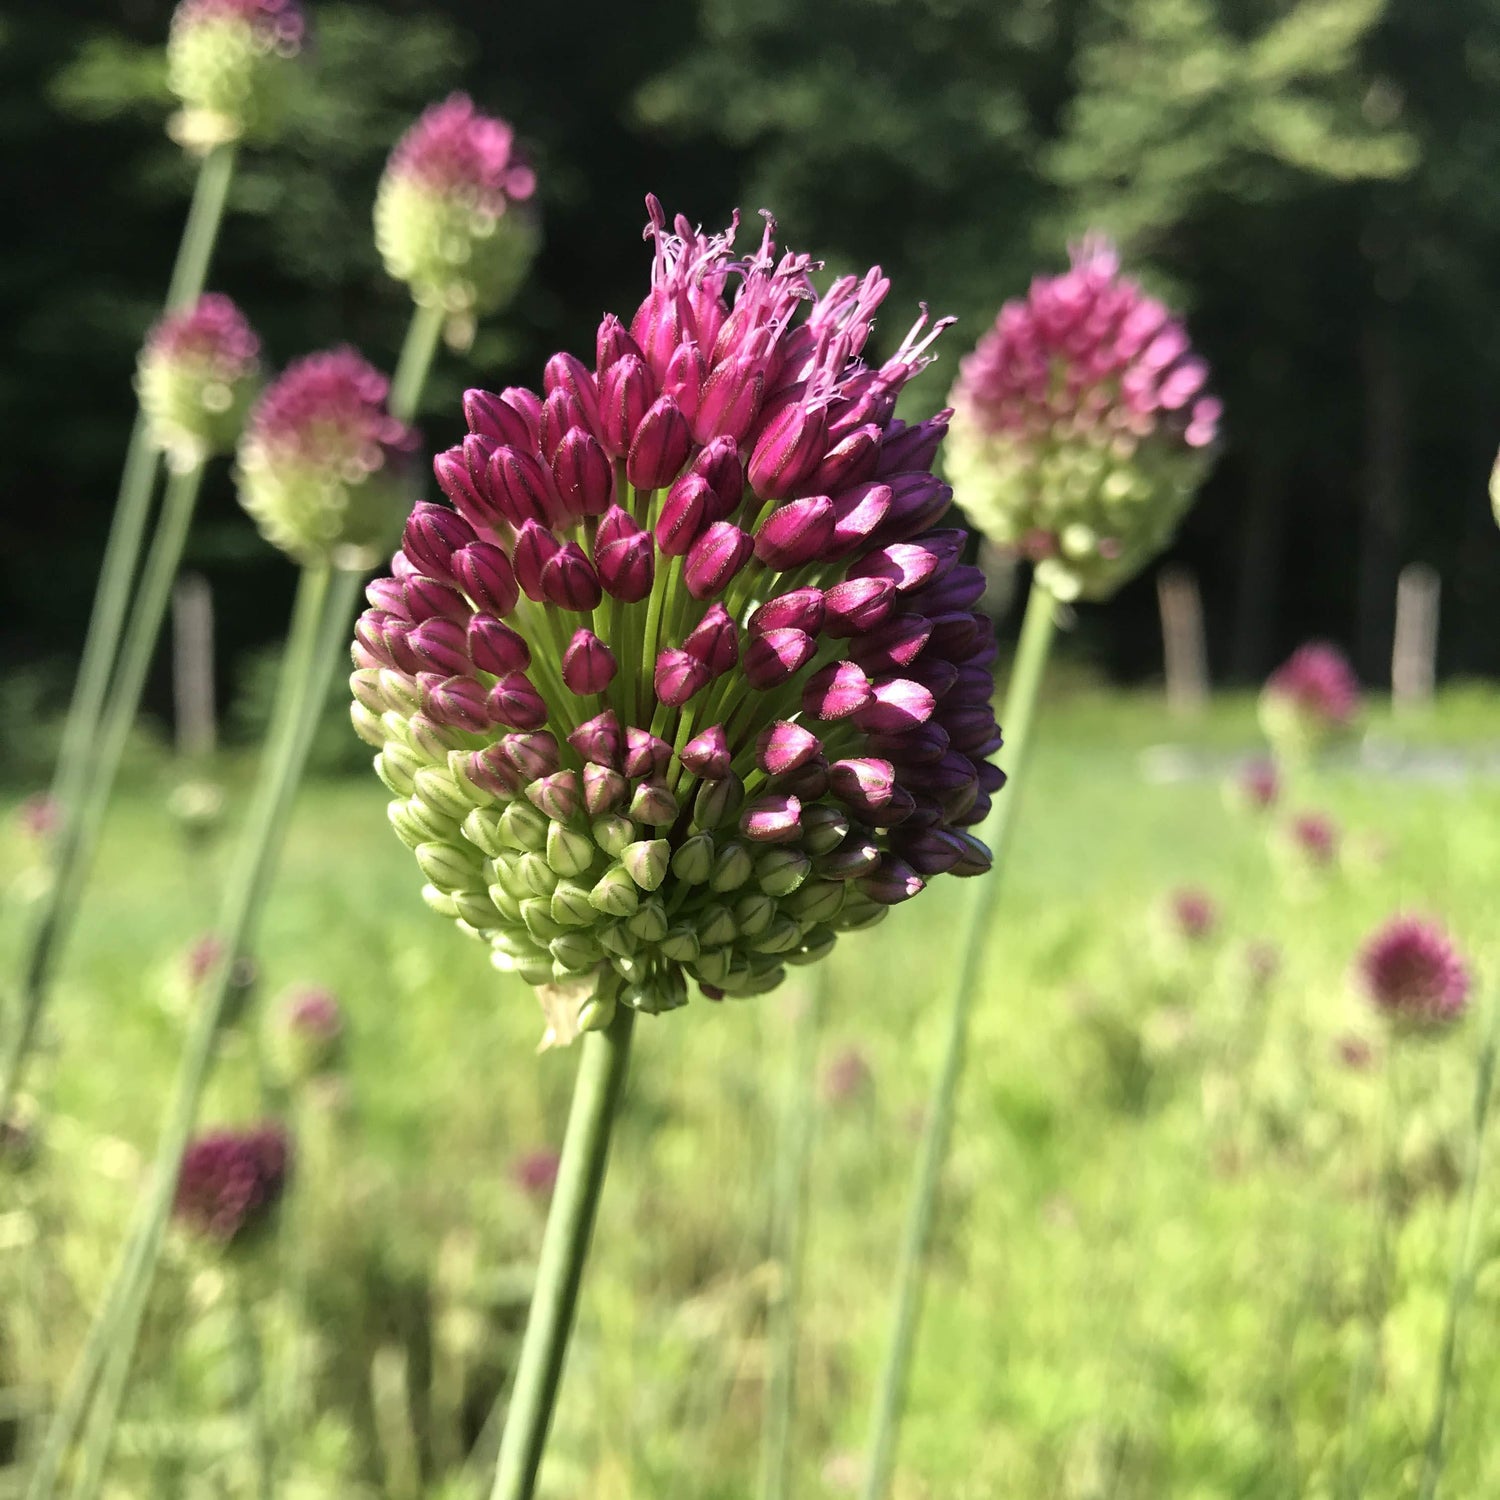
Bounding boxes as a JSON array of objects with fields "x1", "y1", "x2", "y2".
[
  {"x1": 452, "y1": 890, "x2": 500, "y2": 930},
  {"x1": 549, "y1": 879, "x2": 596, "y2": 929},
  {"x1": 748, "y1": 914, "x2": 803, "y2": 955},
  {"x1": 697, "y1": 903, "x2": 737, "y2": 949},
  {"x1": 589, "y1": 866, "x2": 641, "y2": 919},
  {"x1": 709, "y1": 841, "x2": 753, "y2": 893},
  {"x1": 659, "y1": 925, "x2": 701, "y2": 964},
  {"x1": 592, "y1": 814, "x2": 636, "y2": 859},
  {"x1": 376, "y1": 743, "x2": 422, "y2": 797},
  {"x1": 755, "y1": 848, "x2": 811, "y2": 897},
  {"x1": 733, "y1": 892, "x2": 776, "y2": 940},
  {"x1": 787, "y1": 879, "x2": 847, "y2": 926},
  {"x1": 515, "y1": 851, "x2": 559, "y2": 899},
  {"x1": 549, "y1": 931, "x2": 603, "y2": 973},
  {"x1": 629, "y1": 777, "x2": 679, "y2": 828},
  {"x1": 414, "y1": 765, "x2": 475, "y2": 823},
  {"x1": 461, "y1": 807, "x2": 508, "y2": 859},
  {"x1": 500, "y1": 800, "x2": 551, "y2": 853},
  {"x1": 598, "y1": 923, "x2": 639, "y2": 959},
  {"x1": 693, "y1": 773, "x2": 744, "y2": 831},
  {"x1": 692, "y1": 948, "x2": 734, "y2": 986},
  {"x1": 415, "y1": 840, "x2": 483, "y2": 891},
  {"x1": 626, "y1": 899, "x2": 669, "y2": 944},
  {"x1": 786, "y1": 925, "x2": 837, "y2": 966},
  {"x1": 670, "y1": 831, "x2": 716, "y2": 885},
  {"x1": 519, "y1": 896, "x2": 567, "y2": 943},
  {"x1": 546, "y1": 822, "x2": 597, "y2": 879},
  {"x1": 620, "y1": 838, "x2": 670, "y2": 892}
]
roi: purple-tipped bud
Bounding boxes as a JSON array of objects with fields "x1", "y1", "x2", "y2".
[
  {"x1": 627, "y1": 394, "x2": 693, "y2": 490},
  {"x1": 593, "y1": 506, "x2": 656, "y2": 603},
  {"x1": 693, "y1": 354, "x2": 765, "y2": 444},
  {"x1": 744, "y1": 627, "x2": 817, "y2": 688},
  {"x1": 854, "y1": 678, "x2": 936, "y2": 735},
  {"x1": 749, "y1": 588, "x2": 825, "y2": 638},
  {"x1": 402, "y1": 504, "x2": 475, "y2": 583},
  {"x1": 692, "y1": 435, "x2": 746, "y2": 519},
  {"x1": 683, "y1": 522, "x2": 753, "y2": 600},
  {"x1": 488, "y1": 673, "x2": 549, "y2": 730},
  {"x1": 407, "y1": 618, "x2": 470, "y2": 677},
  {"x1": 511, "y1": 521, "x2": 559, "y2": 601},
  {"x1": 681, "y1": 725, "x2": 733, "y2": 779},
  {"x1": 827, "y1": 482, "x2": 893, "y2": 555},
  {"x1": 569, "y1": 710, "x2": 623, "y2": 770},
  {"x1": 682, "y1": 604, "x2": 740, "y2": 677},
  {"x1": 583, "y1": 762, "x2": 628, "y2": 815},
  {"x1": 624, "y1": 727, "x2": 674, "y2": 778},
  {"x1": 600, "y1": 353, "x2": 656, "y2": 458},
  {"x1": 755, "y1": 496, "x2": 835, "y2": 569},
  {"x1": 657, "y1": 474, "x2": 713, "y2": 557},
  {"x1": 540, "y1": 542, "x2": 603, "y2": 612},
  {"x1": 748, "y1": 402, "x2": 829, "y2": 500},
  {"x1": 740, "y1": 793, "x2": 802, "y2": 843},
  {"x1": 551, "y1": 428, "x2": 614, "y2": 519},
  {"x1": 803, "y1": 661, "x2": 873, "y2": 721},
  {"x1": 655, "y1": 649, "x2": 711, "y2": 707},
  {"x1": 174, "y1": 1123, "x2": 290, "y2": 1246},
  {"x1": 562, "y1": 629, "x2": 617, "y2": 695},
  {"x1": 467, "y1": 614, "x2": 530, "y2": 675},
  {"x1": 757, "y1": 721, "x2": 822, "y2": 777},
  {"x1": 824, "y1": 577, "x2": 897, "y2": 638}
]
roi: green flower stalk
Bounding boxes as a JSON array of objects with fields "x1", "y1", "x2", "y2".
[
  {"x1": 862, "y1": 237, "x2": 1220, "y2": 1499},
  {"x1": 0, "y1": 297, "x2": 262, "y2": 1129}
]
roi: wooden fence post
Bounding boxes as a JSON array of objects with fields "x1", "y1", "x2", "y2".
[
  {"x1": 1391, "y1": 563, "x2": 1439, "y2": 715},
  {"x1": 1157, "y1": 566, "x2": 1209, "y2": 718},
  {"x1": 172, "y1": 572, "x2": 216, "y2": 758}
]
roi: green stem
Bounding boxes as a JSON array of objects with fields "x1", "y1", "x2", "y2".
[
  {"x1": 491, "y1": 1008, "x2": 636, "y2": 1500},
  {"x1": 1417, "y1": 993, "x2": 1499, "y2": 1500},
  {"x1": 49, "y1": 141, "x2": 237, "y2": 824},
  {"x1": 389, "y1": 301, "x2": 446, "y2": 423},
  {"x1": 758, "y1": 974, "x2": 826, "y2": 1500},
  {"x1": 860, "y1": 577, "x2": 1058, "y2": 1500},
  {"x1": 0, "y1": 461, "x2": 207, "y2": 1126}
]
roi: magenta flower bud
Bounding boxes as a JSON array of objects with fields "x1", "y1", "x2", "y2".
[
  {"x1": 401, "y1": 503, "x2": 475, "y2": 584},
  {"x1": 423, "y1": 674, "x2": 491, "y2": 732},
  {"x1": 1357, "y1": 916, "x2": 1471, "y2": 1031},
  {"x1": 583, "y1": 762, "x2": 628, "y2": 815},
  {"x1": 539, "y1": 541, "x2": 603, "y2": 612},
  {"x1": 624, "y1": 728, "x2": 674, "y2": 778},
  {"x1": 527, "y1": 770, "x2": 581, "y2": 823},
  {"x1": 692, "y1": 434, "x2": 747, "y2": 519},
  {"x1": 862, "y1": 855, "x2": 925, "y2": 905},
  {"x1": 853, "y1": 615, "x2": 933, "y2": 673},
  {"x1": 1260, "y1": 641, "x2": 1362, "y2": 758},
  {"x1": 684, "y1": 522, "x2": 753, "y2": 600},
  {"x1": 488, "y1": 444, "x2": 558, "y2": 528},
  {"x1": 595, "y1": 314, "x2": 642, "y2": 376},
  {"x1": 681, "y1": 725, "x2": 733, "y2": 779},
  {"x1": 665, "y1": 341, "x2": 708, "y2": 419},
  {"x1": 873, "y1": 473, "x2": 952, "y2": 544},
  {"x1": 656, "y1": 474, "x2": 713, "y2": 557},
  {"x1": 543, "y1": 353, "x2": 602, "y2": 432},
  {"x1": 404, "y1": 574, "x2": 470, "y2": 626},
  {"x1": 174, "y1": 1123, "x2": 290, "y2": 1246},
  {"x1": 748, "y1": 402, "x2": 829, "y2": 500},
  {"x1": 850, "y1": 540, "x2": 948, "y2": 594},
  {"x1": 569, "y1": 710, "x2": 623, "y2": 770},
  {"x1": 876, "y1": 412, "x2": 950, "y2": 476},
  {"x1": 488, "y1": 673, "x2": 550, "y2": 730},
  {"x1": 803, "y1": 661, "x2": 873, "y2": 721},
  {"x1": 468, "y1": 615, "x2": 530, "y2": 675},
  {"x1": 407, "y1": 618, "x2": 471, "y2": 677},
  {"x1": 627, "y1": 394, "x2": 693, "y2": 490},
  {"x1": 749, "y1": 588, "x2": 826, "y2": 638},
  {"x1": 893, "y1": 827, "x2": 968, "y2": 876},
  {"x1": 757, "y1": 721, "x2": 822, "y2": 776},
  {"x1": 827, "y1": 481, "x2": 893, "y2": 555},
  {"x1": 654, "y1": 649, "x2": 711, "y2": 707},
  {"x1": 562, "y1": 629, "x2": 617, "y2": 695},
  {"x1": 599, "y1": 353, "x2": 656, "y2": 458},
  {"x1": 465, "y1": 388, "x2": 533, "y2": 447},
  {"x1": 593, "y1": 505, "x2": 656, "y2": 602},
  {"x1": 1169, "y1": 888, "x2": 1218, "y2": 942},
  {"x1": 511, "y1": 520, "x2": 559, "y2": 601},
  {"x1": 824, "y1": 577, "x2": 897, "y2": 638},
  {"x1": 434, "y1": 445, "x2": 488, "y2": 524},
  {"x1": 551, "y1": 428, "x2": 614, "y2": 519},
  {"x1": 744, "y1": 627, "x2": 817, "y2": 688},
  {"x1": 828, "y1": 757, "x2": 897, "y2": 818},
  {"x1": 741, "y1": 793, "x2": 803, "y2": 843},
  {"x1": 452, "y1": 542, "x2": 519, "y2": 618},
  {"x1": 755, "y1": 496, "x2": 835, "y2": 569},
  {"x1": 693, "y1": 354, "x2": 766, "y2": 444},
  {"x1": 807, "y1": 423, "x2": 881, "y2": 494},
  {"x1": 682, "y1": 603, "x2": 740, "y2": 677},
  {"x1": 854, "y1": 678, "x2": 936, "y2": 735}
]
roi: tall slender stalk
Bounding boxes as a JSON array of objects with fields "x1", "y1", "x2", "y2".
[
  {"x1": 1, "y1": 460, "x2": 209, "y2": 1125},
  {"x1": 28, "y1": 305, "x2": 445, "y2": 1500},
  {"x1": 759, "y1": 975, "x2": 826, "y2": 1500},
  {"x1": 50, "y1": 141, "x2": 237, "y2": 825},
  {"x1": 860, "y1": 577, "x2": 1058, "y2": 1500},
  {"x1": 491, "y1": 1008, "x2": 636, "y2": 1500},
  {"x1": 1417, "y1": 992, "x2": 1499, "y2": 1500}
]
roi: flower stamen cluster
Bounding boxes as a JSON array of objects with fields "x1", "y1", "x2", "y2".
[
  {"x1": 946, "y1": 237, "x2": 1219, "y2": 601},
  {"x1": 351, "y1": 199, "x2": 1003, "y2": 1030}
]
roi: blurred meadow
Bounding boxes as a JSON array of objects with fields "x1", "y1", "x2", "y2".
[{"x1": 6, "y1": 681, "x2": 1499, "y2": 1497}]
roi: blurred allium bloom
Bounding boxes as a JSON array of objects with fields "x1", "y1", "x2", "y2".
[
  {"x1": 167, "y1": 0, "x2": 305, "y2": 151},
  {"x1": 1231, "y1": 757, "x2": 1279, "y2": 814},
  {"x1": 14, "y1": 793, "x2": 58, "y2": 844},
  {"x1": 945, "y1": 238, "x2": 1220, "y2": 602},
  {"x1": 1259, "y1": 641, "x2": 1361, "y2": 757},
  {"x1": 236, "y1": 348, "x2": 419, "y2": 567},
  {"x1": 1170, "y1": 887, "x2": 1218, "y2": 942},
  {"x1": 821, "y1": 1044, "x2": 872, "y2": 1105},
  {"x1": 351, "y1": 198, "x2": 1002, "y2": 1034},
  {"x1": 512, "y1": 1147, "x2": 561, "y2": 1199},
  {"x1": 1358, "y1": 916, "x2": 1472, "y2": 1032},
  {"x1": 279, "y1": 986, "x2": 344, "y2": 1077},
  {"x1": 173, "y1": 1123, "x2": 290, "y2": 1245},
  {"x1": 138, "y1": 295, "x2": 262, "y2": 467},
  {"x1": 375, "y1": 94, "x2": 539, "y2": 322},
  {"x1": 1287, "y1": 810, "x2": 1339, "y2": 869}
]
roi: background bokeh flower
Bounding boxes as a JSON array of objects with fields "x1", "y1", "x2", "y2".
[
  {"x1": 173, "y1": 1122, "x2": 291, "y2": 1245},
  {"x1": 1357, "y1": 916, "x2": 1471, "y2": 1032}
]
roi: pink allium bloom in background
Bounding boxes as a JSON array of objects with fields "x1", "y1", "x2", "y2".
[
  {"x1": 351, "y1": 196, "x2": 1002, "y2": 1033},
  {"x1": 1236, "y1": 758, "x2": 1280, "y2": 813},
  {"x1": 946, "y1": 236, "x2": 1220, "y2": 601},
  {"x1": 1357, "y1": 916, "x2": 1472, "y2": 1031},
  {"x1": 279, "y1": 986, "x2": 345, "y2": 1078},
  {"x1": 821, "y1": 1044, "x2": 873, "y2": 1105},
  {"x1": 1259, "y1": 641, "x2": 1362, "y2": 758},
  {"x1": 384, "y1": 93, "x2": 536, "y2": 209},
  {"x1": 167, "y1": 0, "x2": 305, "y2": 150},
  {"x1": 1169, "y1": 887, "x2": 1218, "y2": 942},
  {"x1": 15, "y1": 793, "x2": 58, "y2": 843},
  {"x1": 173, "y1": 1123, "x2": 290, "y2": 1245},
  {"x1": 1288, "y1": 811, "x2": 1339, "y2": 869},
  {"x1": 172, "y1": 0, "x2": 304, "y2": 48},
  {"x1": 236, "y1": 347, "x2": 418, "y2": 566},
  {"x1": 138, "y1": 293, "x2": 262, "y2": 461},
  {"x1": 512, "y1": 1147, "x2": 561, "y2": 1199}
]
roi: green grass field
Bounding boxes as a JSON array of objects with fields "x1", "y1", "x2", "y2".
[{"x1": 4, "y1": 686, "x2": 1499, "y2": 1499}]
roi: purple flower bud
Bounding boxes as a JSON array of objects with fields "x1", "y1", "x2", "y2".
[
  {"x1": 741, "y1": 793, "x2": 802, "y2": 843},
  {"x1": 599, "y1": 353, "x2": 656, "y2": 458},
  {"x1": 754, "y1": 496, "x2": 835, "y2": 569},
  {"x1": 683, "y1": 522, "x2": 753, "y2": 600},
  {"x1": 692, "y1": 435, "x2": 746, "y2": 519},
  {"x1": 862, "y1": 855, "x2": 925, "y2": 905},
  {"x1": 562, "y1": 629, "x2": 617, "y2": 694},
  {"x1": 852, "y1": 615, "x2": 933, "y2": 673},
  {"x1": 910, "y1": 564, "x2": 986, "y2": 615},
  {"x1": 682, "y1": 603, "x2": 740, "y2": 677},
  {"x1": 543, "y1": 353, "x2": 602, "y2": 434},
  {"x1": 756, "y1": 721, "x2": 822, "y2": 776},
  {"x1": 875, "y1": 412, "x2": 950, "y2": 476},
  {"x1": 512, "y1": 521, "x2": 560, "y2": 601},
  {"x1": 656, "y1": 474, "x2": 712, "y2": 557},
  {"x1": 401, "y1": 503, "x2": 475, "y2": 584},
  {"x1": 464, "y1": 388, "x2": 534, "y2": 448},
  {"x1": 583, "y1": 762, "x2": 628, "y2": 815},
  {"x1": 453, "y1": 542, "x2": 519, "y2": 619},
  {"x1": 692, "y1": 353, "x2": 765, "y2": 444},
  {"x1": 527, "y1": 770, "x2": 581, "y2": 823},
  {"x1": 487, "y1": 444, "x2": 557, "y2": 528},
  {"x1": 488, "y1": 673, "x2": 549, "y2": 730},
  {"x1": 569, "y1": 710, "x2": 623, "y2": 770},
  {"x1": 744, "y1": 627, "x2": 817, "y2": 688},
  {"x1": 803, "y1": 661, "x2": 873, "y2": 721},
  {"x1": 748, "y1": 402, "x2": 829, "y2": 500},
  {"x1": 892, "y1": 826, "x2": 968, "y2": 875},
  {"x1": 404, "y1": 575, "x2": 471, "y2": 627},
  {"x1": 854, "y1": 678, "x2": 936, "y2": 735},
  {"x1": 665, "y1": 341, "x2": 707, "y2": 420},
  {"x1": 627, "y1": 394, "x2": 692, "y2": 490},
  {"x1": 748, "y1": 587, "x2": 825, "y2": 638},
  {"x1": 825, "y1": 481, "x2": 893, "y2": 557},
  {"x1": 624, "y1": 728, "x2": 674, "y2": 778},
  {"x1": 807, "y1": 423, "x2": 881, "y2": 494},
  {"x1": 680, "y1": 725, "x2": 732, "y2": 779},
  {"x1": 593, "y1": 505, "x2": 656, "y2": 603},
  {"x1": 824, "y1": 577, "x2": 897, "y2": 638},
  {"x1": 539, "y1": 542, "x2": 603, "y2": 612},
  {"x1": 655, "y1": 648, "x2": 711, "y2": 707},
  {"x1": 174, "y1": 1123, "x2": 290, "y2": 1246},
  {"x1": 422, "y1": 674, "x2": 492, "y2": 731},
  {"x1": 849, "y1": 539, "x2": 950, "y2": 594},
  {"x1": 551, "y1": 428, "x2": 614, "y2": 519},
  {"x1": 433, "y1": 446, "x2": 490, "y2": 527},
  {"x1": 407, "y1": 617, "x2": 470, "y2": 676}
]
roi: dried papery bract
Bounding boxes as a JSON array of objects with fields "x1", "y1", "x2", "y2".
[
  {"x1": 137, "y1": 293, "x2": 263, "y2": 471},
  {"x1": 353, "y1": 197, "x2": 1002, "y2": 1041},
  {"x1": 947, "y1": 237, "x2": 1219, "y2": 603},
  {"x1": 376, "y1": 94, "x2": 540, "y2": 342},
  {"x1": 167, "y1": 0, "x2": 306, "y2": 153}
]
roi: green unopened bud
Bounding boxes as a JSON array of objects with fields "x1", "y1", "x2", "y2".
[
  {"x1": 598, "y1": 922, "x2": 639, "y2": 959},
  {"x1": 626, "y1": 898, "x2": 669, "y2": 944},
  {"x1": 710, "y1": 841, "x2": 753, "y2": 893},
  {"x1": 415, "y1": 840, "x2": 484, "y2": 891},
  {"x1": 375, "y1": 743, "x2": 421, "y2": 797},
  {"x1": 578, "y1": 990, "x2": 617, "y2": 1034},
  {"x1": 549, "y1": 880, "x2": 596, "y2": 929},
  {"x1": 414, "y1": 765, "x2": 475, "y2": 822},
  {"x1": 756, "y1": 848, "x2": 811, "y2": 897},
  {"x1": 500, "y1": 801, "x2": 551, "y2": 852},
  {"x1": 379, "y1": 670, "x2": 422, "y2": 716},
  {"x1": 733, "y1": 892, "x2": 776, "y2": 940},
  {"x1": 351, "y1": 701, "x2": 385, "y2": 748},
  {"x1": 408, "y1": 715, "x2": 470, "y2": 763},
  {"x1": 721, "y1": 960, "x2": 785, "y2": 998},
  {"x1": 748, "y1": 914, "x2": 803, "y2": 955},
  {"x1": 1060, "y1": 521, "x2": 1097, "y2": 560},
  {"x1": 462, "y1": 807, "x2": 508, "y2": 859},
  {"x1": 592, "y1": 814, "x2": 636, "y2": 859},
  {"x1": 785, "y1": 925, "x2": 837, "y2": 966},
  {"x1": 630, "y1": 777, "x2": 679, "y2": 828},
  {"x1": 659, "y1": 925, "x2": 701, "y2": 963},
  {"x1": 546, "y1": 822, "x2": 597, "y2": 879},
  {"x1": 487, "y1": 880, "x2": 524, "y2": 922},
  {"x1": 448, "y1": 753, "x2": 501, "y2": 809},
  {"x1": 620, "y1": 838, "x2": 670, "y2": 892},
  {"x1": 550, "y1": 932, "x2": 603, "y2": 973},
  {"x1": 800, "y1": 805, "x2": 849, "y2": 856},
  {"x1": 422, "y1": 883, "x2": 460, "y2": 920},
  {"x1": 670, "y1": 831, "x2": 716, "y2": 885},
  {"x1": 693, "y1": 773, "x2": 744, "y2": 831},
  {"x1": 787, "y1": 879, "x2": 846, "y2": 925},
  {"x1": 520, "y1": 896, "x2": 567, "y2": 943},
  {"x1": 589, "y1": 866, "x2": 641, "y2": 919},
  {"x1": 836, "y1": 895, "x2": 889, "y2": 932},
  {"x1": 692, "y1": 948, "x2": 733, "y2": 986},
  {"x1": 452, "y1": 890, "x2": 500, "y2": 930},
  {"x1": 515, "y1": 851, "x2": 559, "y2": 898},
  {"x1": 388, "y1": 800, "x2": 430, "y2": 851},
  {"x1": 697, "y1": 903, "x2": 737, "y2": 949}
]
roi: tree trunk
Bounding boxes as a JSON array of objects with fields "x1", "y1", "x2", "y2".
[
  {"x1": 1229, "y1": 444, "x2": 1285, "y2": 682},
  {"x1": 1356, "y1": 319, "x2": 1406, "y2": 682}
]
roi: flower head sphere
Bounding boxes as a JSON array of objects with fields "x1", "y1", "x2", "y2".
[
  {"x1": 173, "y1": 1122, "x2": 290, "y2": 1246},
  {"x1": 138, "y1": 294, "x2": 262, "y2": 468},
  {"x1": 236, "y1": 347, "x2": 419, "y2": 568},
  {"x1": 350, "y1": 198, "x2": 1003, "y2": 1036},
  {"x1": 166, "y1": 0, "x2": 305, "y2": 153},
  {"x1": 277, "y1": 985, "x2": 345, "y2": 1078},
  {"x1": 1169, "y1": 887, "x2": 1218, "y2": 942},
  {"x1": 1357, "y1": 916, "x2": 1472, "y2": 1033},
  {"x1": 375, "y1": 94, "x2": 540, "y2": 328},
  {"x1": 1259, "y1": 641, "x2": 1362, "y2": 759},
  {"x1": 945, "y1": 237, "x2": 1220, "y2": 602},
  {"x1": 1287, "y1": 810, "x2": 1339, "y2": 869}
]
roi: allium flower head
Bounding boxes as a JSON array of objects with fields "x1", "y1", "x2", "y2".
[
  {"x1": 138, "y1": 295, "x2": 262, "y2": 467},
  {"x1": 350, "y1": 198, "x2": 1002, "y2": 1036},
  {"x1": 277, "y1": 985, "x2": 344, "y2": 1078},
  {"x1": 1286, "y1": 810, "x2": 1339, "y2": 869},
  {"x1": 512, "y1": 1147, "x2": 561, "y2": 1199},
  {"x1": 167, "y1": 0, "x2": 305, "y2": 152},
  {"x1": 1169, "y1": 887, "x2": 1218, "y2": 942},
  {"x1": 236, "y1": 347, "x2": 418, "y2": 567},
  {"x1": 945, "y1": 237, "x2": 1220, "y2": 602},
  {"x1": 14, "y1": 793, "x2": 58, "y2": 845},
  {"x1": 375, "y1": 94, "x2": 539, "y2": 324},
  {"x1": 1227, "y1": 757, "x2": 1279, "y2": 815},
  {"x1": 173, "y1": 1123, "x2": 290, "y2": 1246},
  {"x1": 1357, "y1": 916, "x2": 1472, "y2": 1032},
  {"x1": 1259, "y1": 641, "x2": 1361, "y2": 759}
]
